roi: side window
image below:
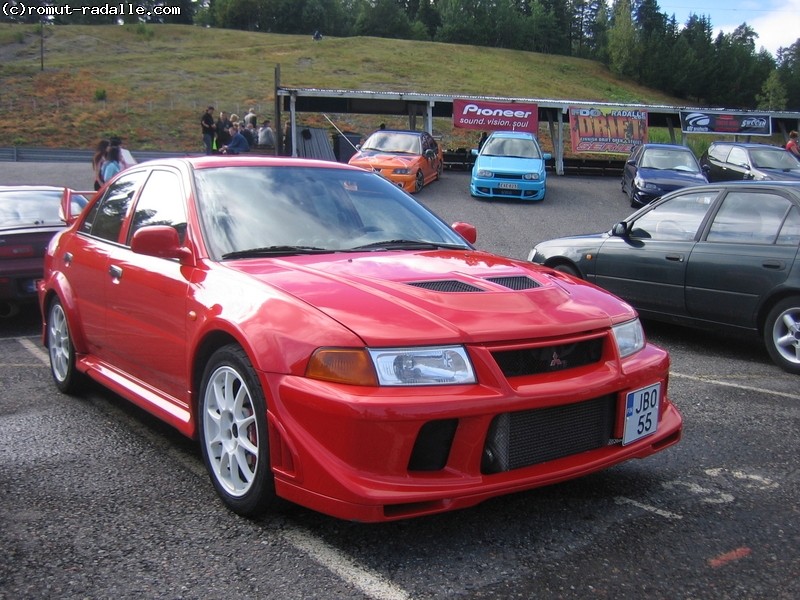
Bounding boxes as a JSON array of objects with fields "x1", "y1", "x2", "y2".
[
  {"x1": 727, "y1": 147, "x2": 748, "y2": 167},
  {"x1": 707, "y1": 192, "x2": 789, "y2": 244},
  {"x1": 709, "y1": 144, "x2": 729, "y2": 161},
  {"x1": 128, "y1": 170, "x2": 187, "y2": 244},
  {"x1": 630, "y1": 191, "x2": 716, "y2": 241},
  {"x1": 777, "y1": 205, "x2": 800, "y2": 246},
  {"x1": 80, "y1": 172, "x2": 144, "y2": 242}
]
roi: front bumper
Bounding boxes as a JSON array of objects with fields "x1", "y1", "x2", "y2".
[
  {"x1": 262, "y1": 337, "x2": 682, "y2": 522},
  {"x1": 470, "y1": 176, "x2": 546, "y2": 200}
]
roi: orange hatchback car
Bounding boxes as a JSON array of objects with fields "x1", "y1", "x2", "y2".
[{"x1": 349, "y1": 129, "x2": 443, "y2": 193}]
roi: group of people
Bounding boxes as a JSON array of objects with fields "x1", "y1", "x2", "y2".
[
  {"x1": 91, "y1": 136, "x2": 137, "y2": 191},
  {"x1": 202, "y1": 106, "x2": 276, "y2": 155}
]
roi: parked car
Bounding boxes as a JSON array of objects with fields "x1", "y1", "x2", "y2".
[
  {"x1": 348, "y1": 129, "x2": 443, "y2": 193},
  {"x1": 699, "y1": 141, "x2": 800, "y2": 182},
  {"x1": 470, "y1": 131, "x2": 551, "y2": 200},
  {"x1": 39, "y1": 156, "x2": 682, "y2": 522},
  {"x1": 0, "y1": 186, "x2": 88, "y2": 318},
  {"x1": 529, "y1": 181, "x2": 800, "y2": 374},
  {"x1": 621, "y1": 143, "x2": 707, "y2": 208}
]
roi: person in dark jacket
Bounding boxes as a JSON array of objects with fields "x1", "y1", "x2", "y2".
[{"x1": 219, "y1": 124, "x2": 250, "y2": 154}]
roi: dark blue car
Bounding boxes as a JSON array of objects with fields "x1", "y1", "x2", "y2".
[{"x1": 621, "y1": 143, "x2": 707, "y2": 207}]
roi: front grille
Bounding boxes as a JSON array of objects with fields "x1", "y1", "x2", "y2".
[
  {"x1": 492, "y1": 337, "x2": 604, "y2": 377},
  {"x1": 481, "y1": 395, "x2": 616, "y2": 474},
  {"x1": 493, "y1": 173, "x2": 524, "y2": 180}
]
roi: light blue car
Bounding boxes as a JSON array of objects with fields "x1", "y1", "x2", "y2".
[{"x1": 470, "y1": 131, "x2": 552, "y2": 200}]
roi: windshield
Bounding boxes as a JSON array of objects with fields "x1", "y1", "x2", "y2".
[
  {"x1": 481, "y1": 137, "x2": 542, "y2": 159},
  {"x1": 193, "y1": 166, "x2": 470, "y2": 259},
  {"x1": 750, "y1": 149, "x2": 800, "y2": 170},
  {"x1": 0, "y1": 189, "x2": 86, "y2": 227},
  {"x1": 361, "y1": 132, "x2": 422, "y2": 155},
  {"x1": 640, "y1": 149, "x2": 701, "y2": 173}
]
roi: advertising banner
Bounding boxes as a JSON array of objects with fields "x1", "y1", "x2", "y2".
[
  {"x1": 679, "y1": 111, "x2": 771, "y2": 136},
  {"x1": 569, "y1": 106, "x2": 648, "y2": 154},
  {"x1": 452, "y1": 99, "x2": 538, "y2": 134}
]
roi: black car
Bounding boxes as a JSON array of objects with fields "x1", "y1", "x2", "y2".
[
  {"x1": 0, "y1": 186, "x2": 88, "y2": 318},
  {"x1": 621, "y1": 143, "x2": 708, "y2": 208},
  {"x1": 529, "y1": 181, "x2": 800, "y2": 374},
  {"x1": 699, "y1": 142, "x2": 800, "y2": 182}
]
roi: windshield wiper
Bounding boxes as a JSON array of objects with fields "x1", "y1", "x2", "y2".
[
  {"x1": 222, "y1": 245, "x2": 329, "y2": 259},
  {"x1": 348, "y1": 239, "x2": 466, "y2": 251}
]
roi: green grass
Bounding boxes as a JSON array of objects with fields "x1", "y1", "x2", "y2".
[{"x1": 0, "y1": 23, "x2": 698, "y2": 153}]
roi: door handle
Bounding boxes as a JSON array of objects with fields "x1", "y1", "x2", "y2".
[
  {"x1": 665, "y1": 253, "x2": 684, "y2": 262},
  {"x1": 108, "y1": 265, "x2": 123, "y2": 279},
  {"x1": 762, "y1": 260, "x2": 785, "y2": 270}
]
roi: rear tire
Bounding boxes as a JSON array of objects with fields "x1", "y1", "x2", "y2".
[
  {"x1": 199, "y1": 344, "x2": 277, "y2": 517},
  {"x1": 764, "y1": 297, "x2": 800, "y2": 374}
]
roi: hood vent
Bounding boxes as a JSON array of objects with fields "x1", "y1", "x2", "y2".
[
  {"x1": 408, "y1": 280, "x2": 484, "y2": 293},
  {"x1": 484, "y1": 276, "x2": 540, "y2": 290},
  {"x1": 408, "y1": 275, "x2": 540, "y2": 293}
]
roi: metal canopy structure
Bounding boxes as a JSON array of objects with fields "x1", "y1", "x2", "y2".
[{"x1": 273, "y1": 67, "x2": 800, "y2": 175}]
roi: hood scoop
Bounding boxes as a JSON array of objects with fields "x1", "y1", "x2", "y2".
[{"x1": 407, "y1": 275, "x2": 541, "y2": 293}]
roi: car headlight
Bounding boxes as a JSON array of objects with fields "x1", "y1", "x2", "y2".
[
  {"x1": 306, "y1": 345, "x2": 476, "y2": 386},
  {"x1": 477, "y1": 169, "x2": 493, "y2": 177},
  {"x1": 392, "y1": 168, "x2": 410, "y2": 174},
  {"x1": 612, "y1": 319, "x2": 646, "y2": 358},
  {"x1": 634, "y1": 176, "x2": 660, "y2": 191},
  {"x1": 522, "y1": 173, "x2": 540, "y2": 181}
]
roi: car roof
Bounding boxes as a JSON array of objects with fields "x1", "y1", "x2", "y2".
[
  {"x1": 640, "y1": 143, "x2": 693, "y2": 151},
  {"x1": 373, "y1": 129, "x2": 424, "y2": 136},
  {"x1": 710, "y1": 141, "x2": 786, "y2": 150},
  {"x1": 0, "y1": 185, "x2": 67, "y2": 192},
  {"x1": 487, "y1": 131, "x2": 536, "y2": 140},
  {"x1": 664, "y1": 180, "x2": 800, "y2": 196},
  {"x1": 124, "y1": 155, "x2": 369, "y2": 172}
]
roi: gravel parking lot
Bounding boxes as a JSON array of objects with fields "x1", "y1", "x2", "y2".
[{"x1": 1, "y1": 161, "x2": 798, "y2": 599}]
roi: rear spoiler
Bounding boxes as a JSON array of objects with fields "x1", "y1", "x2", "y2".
[{"x1": 60, "y1": 189, "x2": 94, "y2": 226}]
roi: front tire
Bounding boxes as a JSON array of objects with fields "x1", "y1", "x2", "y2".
[
  {"x1": 47, "y1": 298, "x2": 83, "y2": 394},
  {"x1": 764, "y1": 297, "x2": 800, "y2": 374},
  {"x1": 414, "y1": 170, "x2": 425, "y2": 193},
  {"x1": 198, "y1": 344, "x2": 276, "y2": 517},
  {"x1": 553, "y1": 263, "x2": 581, "y2": 278}
]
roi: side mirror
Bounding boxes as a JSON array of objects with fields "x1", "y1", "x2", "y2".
[
  {"x1": 543, "y1": 152, "x2": 552, "y2": 161},
  {"x1": 130, "y1": 226, "x2": 192, "y2": 263},
  {"x1": 452, "y1": 221, "x2": 477, "y2": 244},
  {"x1": 471, "y1": 148, "x2": 479, "y2": 157},
  {"x1": 611, "y1": 222, "x2": 629, "y2": 237},
  {"x1": 626, "y1": 159, "x2": 636, "y2": 166}
]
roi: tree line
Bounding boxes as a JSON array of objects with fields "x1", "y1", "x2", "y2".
[{"x1": 5, "y1": 0, "x2": 800, "y2": 111}]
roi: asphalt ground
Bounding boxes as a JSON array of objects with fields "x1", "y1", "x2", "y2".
[{"x1": 1, "y1": 162, "x2": 798, "y2": 599}]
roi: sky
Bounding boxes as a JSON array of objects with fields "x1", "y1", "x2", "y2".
[{"x1": 657, "y1": 0, "x2": 800, "y2": 57}]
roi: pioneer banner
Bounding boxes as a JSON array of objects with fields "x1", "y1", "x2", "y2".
[
  {"x1": 452, "y1": 99, "x2": 539, "y2": 134},
  {"x1": 679, "y1": 111, "x2": 771, "y2": 136},
  {"x1": 569, "y1": 106, "x2": 648, "y2": 155}
]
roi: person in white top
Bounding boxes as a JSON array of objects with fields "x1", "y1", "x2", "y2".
[{"x1": 109, "y1": 136, "x2": 137, "y2": 169}]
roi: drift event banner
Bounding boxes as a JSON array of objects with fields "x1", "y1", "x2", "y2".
[
  {"x1": 452, "y1": 99, "x2": 539, "y2": 134},
  {"x1": 569, "y1": 107, "x2": 648, "y2": 154}
]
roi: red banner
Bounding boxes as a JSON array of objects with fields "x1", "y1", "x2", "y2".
[
  {"x1": 569, "y1": 107, "x2": 648, "y2": 155},
  {"x1": 453, "y1": 99, "x2": 539, "y2": 134}
]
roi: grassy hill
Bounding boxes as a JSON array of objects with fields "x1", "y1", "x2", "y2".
[{"x1": 0, "y1": 23, "x2": 687, "y2": 153}]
